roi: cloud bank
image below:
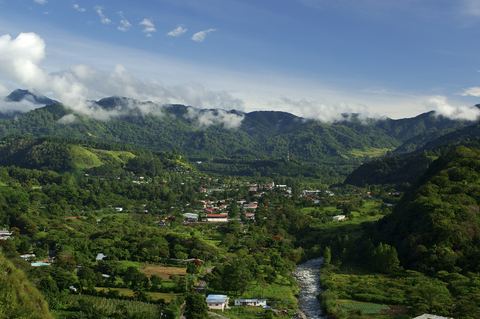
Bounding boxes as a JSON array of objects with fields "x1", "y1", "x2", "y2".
[
  {"x1": 0, "y1": 32, "x2": 244, "y2": 122},
  {"x1": 278, "y1": 97, "x2": 371, "y2": 123}
]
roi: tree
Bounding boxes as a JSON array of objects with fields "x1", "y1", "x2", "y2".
[
  {"x1": 184, "y1": 293, "x2": 208, "y2": 319},
  {"x1": 324, "y1": 246, "x2": 332, "y2": 264}
]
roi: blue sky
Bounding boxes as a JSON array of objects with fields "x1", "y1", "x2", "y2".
[{"x1": 0, "y1": 0, "x2": 480, "y2": 121}]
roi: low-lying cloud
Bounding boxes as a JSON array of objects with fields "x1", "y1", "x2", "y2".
[
  {"x1": 0, "y1": 32, "x2": 244, "y2": 122},
  {"x1": 424, "y1": 95, "x2": 480, "y2": 120},
  {"x1": 185, "y1": 108, "x2": 244, "y2": 129},
  {"x1": 57, "y1": 114, "x2": 77, "y2": 125},
  {"x1": 0, "y1": 99, "x2": 40, "y2": 115},
  {"x1": 278, "y1": 97, "x2": 371, "y2": 123}
]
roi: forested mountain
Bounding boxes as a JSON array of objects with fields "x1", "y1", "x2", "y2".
[
  {"x1": 344, "y1": 122, "x2": 480, "y2": 188},
  {"x1": 370, "y1": 146, "x2": 480, "y2": 273},
  {"x1": 0, "y1": 136, "x2": 194, "y2": 177},
  {"x1": 0, "y1": 90, "x2": 475, "y2": 167}
]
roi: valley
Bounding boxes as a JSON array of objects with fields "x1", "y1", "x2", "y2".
[{"x1": 0, "y1": 91, "x2": 480, "y2": 319}]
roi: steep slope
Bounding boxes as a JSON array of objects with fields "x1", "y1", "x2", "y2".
[
  {"x1": 372, "y1": 146, "x2": 480, "y2": 273},
  {"x1": 0, "y1": 253, "x2": 53, "y2": 318}
]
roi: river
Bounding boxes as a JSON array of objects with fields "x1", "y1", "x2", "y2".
[{"x1": 292, "y1": 258, "x2": 326, "y2": 319}]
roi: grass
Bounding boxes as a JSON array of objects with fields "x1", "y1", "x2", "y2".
[
  {"x1": 70, "y1": 145, "x2": 104, "y2": 169},
  {"x1": 141, "y1": 264, "x2": 187, "y2": 280},
  {"x1": 94, "y1": 287, "x2": 180, "y2": 302},
  {"x1": 338, "y1": 300, "x2": 390, "y2": 314},
  {"x1": 347, "y1": 147, "x2": 395, "y2": 158},
  {"x1": 210, "y1": 306, "x2": 275, "y2": 319},
  {"x1": 51, "y1": 310, "x2": 78, "y2": 319}
]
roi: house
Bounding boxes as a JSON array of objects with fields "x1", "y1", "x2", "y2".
[
  {"x1": 20, "y1": 254, "x2": 35, "y2": 260},
  {"x1": 206, "y1": 214, "x2": 229, "y2": 222},
  {"x1": 157, "y1": 220, "x2": 170, "y2": 226},
  {"x1": 0, "y1": 229, "x2": 12, "y2": 241},
  {"x1": 183, "y1": 213, "x2": 198, "y2": 222},
  {"x1": 234, "y1": 299, "x2": 267, "y2": 307},
  {"x1": 243, "y1": 203, "x2": 258, "y2": 210},
  {"x1": 332, "y1": 215, "x2": 345, "y2": 221},
  {"x1": 96, "y1": 253, "x2": 107, "y2": 261},
  {"x1": 115, "y1": 207, "x2": 123, "y2": 212},
  {"x1": 206, "y1": 295, "x2": 229, "y2": 311}
]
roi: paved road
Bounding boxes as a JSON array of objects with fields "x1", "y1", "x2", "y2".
[{"x1": 195, "y1": 266, "x2": 214, "y2": 294}]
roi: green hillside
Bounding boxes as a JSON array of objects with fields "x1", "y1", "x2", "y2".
[
  {"x1": 0, "y1": 136, "x2": 194, "y2": 175},
  {"x1": 0, "y1": 253, "x2": 53, "y2": 318},
  {"x1": 372, "y1": 145, "x2": 480, "y2": 273}
]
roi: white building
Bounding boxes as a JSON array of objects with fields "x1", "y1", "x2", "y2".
[
  {"x1": 206, "y1": 295, "x2": 229, "y2": 311},
  {"x1": 206, "y1": 214, "x2": 228, "y2": 222},
  {"x1": 234, "y1": 299, "x2": 267, "y2": 307},
  {"x1": 332, "y1": 215, "x2": 345, "y2": 221}
]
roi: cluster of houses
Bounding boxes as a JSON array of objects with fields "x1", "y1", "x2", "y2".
[{"x1": 205, "y1": 295, "x2": 268, "y2": 311}]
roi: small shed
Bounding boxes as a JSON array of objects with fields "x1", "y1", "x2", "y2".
[{"x1": 332, "y1": 215, "x2": 345, "y2": 221}]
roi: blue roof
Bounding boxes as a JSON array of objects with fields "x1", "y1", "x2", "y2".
[{"x1": 206, "y1": 295, "x2": 229, "y2": 303}]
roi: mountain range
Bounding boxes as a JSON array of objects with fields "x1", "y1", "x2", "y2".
[{"x1": 0, "y1": 89, "x2": 478, "y2": 183}]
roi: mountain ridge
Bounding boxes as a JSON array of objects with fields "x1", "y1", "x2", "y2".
[{"x1": 0, "y1": 90, "x2": 478, "y2": 169}]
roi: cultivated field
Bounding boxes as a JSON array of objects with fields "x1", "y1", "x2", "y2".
[{"x1": 141, "y1": 264, "x2": 187, "y2": 280}]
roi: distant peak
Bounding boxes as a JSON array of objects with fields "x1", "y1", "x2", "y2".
[{"x1": 5, "y1": 89, "x2": 57, "y2": 105}]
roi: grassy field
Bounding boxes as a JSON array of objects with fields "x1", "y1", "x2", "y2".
[
  {"x1": 210, "y1": 306, "x2": 282, "y2": 319},
  {"x1": 338, "y1": 300, "x2": 408, "y2": 316},
  {"x1": 94, "y1": 287, "x2": 180, "y2": 302},
  {"x1": 141, "y1": 264, "x2": 187, "y2": 280},
  {"x1": 348, "y1": 147, "x2": 395, "y2": 158}
]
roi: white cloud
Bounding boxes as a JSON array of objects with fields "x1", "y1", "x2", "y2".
[
  {"x1": 423, "y1": 95, "x2": 480, "y2": 120},
  {"x1": 0, "y1": 32, "x2": 244, "y2": 121},
  {"x1": 0, "y1": 81, "x2": 11, "y2": 96},
  {"x1": 117, "y1": 12, "x2": 131, "y2": 32},
  {"x1": 34, "y1": 0, "x2": 47, "y2": 4},
  {"x1": 458, "y1": 86, "x2": 480, "y2": 97},
  {"x1": 185, "y1": 108, "x2": 245, "y2": 129},
  {"x1": 167, "y1": 25, "x2": 188, "y2": 37},
  {"x1": 139, "y1": 19, "x2": 156, "y2": 37},
  {"x1": 72, "y1": 4, "x2": 86, "y2": 12},
  {"x1": 0, "y1": 99, "x2": 41, "y2": 114},
  {"x1": 276, "y1": 96, "x2": 371, "y2": 123},
  {"x1": 94, "y1": 5, "x2": 111, "y2": 24},
  {"x1": 57, "y1": 114, "x2": 77, "y2": 124},
  {"x1": 191, "y1": 29, "x2": 216, "y2": 42}
]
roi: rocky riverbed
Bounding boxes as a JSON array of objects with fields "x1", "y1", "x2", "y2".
[{"x1": 292, "y1": 258, "x2": 325, "y2": 319}]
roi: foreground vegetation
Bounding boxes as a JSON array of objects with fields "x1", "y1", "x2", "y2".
[{"x1": 2, "y1": 133, "x2": 480, "y2": 319}]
